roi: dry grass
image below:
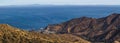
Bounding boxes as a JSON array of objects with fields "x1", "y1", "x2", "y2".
[{"x1": 0, "y1": 24, "x2": 90, "y2": 43}]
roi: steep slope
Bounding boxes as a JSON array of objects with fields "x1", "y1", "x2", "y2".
[
  {"x1": 45, "y1": 13, "x2": 120, "y2": 43},
  {"x1": 0, "y1": 24, "x2": 90, "y2": 43}
]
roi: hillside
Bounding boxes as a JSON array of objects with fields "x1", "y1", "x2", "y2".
[
  {"x1": 0, "y1": 24, "x2": 90, "y2": 43},
  {"x1": 45, "y1": 13, "x2": 120, "y2": 43},
  {"x1": 0, "y1": 13, "x2": 120, "y2": 43}
]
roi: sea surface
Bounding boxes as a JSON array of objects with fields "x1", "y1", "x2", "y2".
[{"x1": 0, "y1": 5, "x2": 120, "y2": 30}]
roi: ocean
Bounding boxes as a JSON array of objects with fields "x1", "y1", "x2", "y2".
[{"x1": 0, "y1": 5, "x2": 120, "y2": 30}]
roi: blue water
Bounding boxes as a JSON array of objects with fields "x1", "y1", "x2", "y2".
[{"x1": 0, "y1": 5, "x2": 120, "y2": 30}]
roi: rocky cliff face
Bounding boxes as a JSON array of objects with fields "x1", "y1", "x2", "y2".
[{"x1": 45, "y1": 13, "x2": 120, "y2": 43}]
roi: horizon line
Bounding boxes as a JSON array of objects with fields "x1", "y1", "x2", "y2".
[{"x1": 1, "y1": 4, "x2": 120, "y2": 7}]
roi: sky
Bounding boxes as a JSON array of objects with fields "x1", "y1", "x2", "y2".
[{"x1": 0, "y1": 0, "x2": 120, "y2": 6}]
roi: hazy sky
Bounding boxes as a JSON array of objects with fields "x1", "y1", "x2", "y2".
[{"x1": 0, "y1": 0, "x2": 120, "y2": 6}]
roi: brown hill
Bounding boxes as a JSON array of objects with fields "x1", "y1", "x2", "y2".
[
  {"x1": 0, "y1": 24, "x2": 90, "y2": 43},
  {"x1": 45, "y1": 13, "x2": 120, "y2": 43}
]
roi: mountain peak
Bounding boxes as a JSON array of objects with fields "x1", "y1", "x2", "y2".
[{"x1": 105, "y1": 13, "x2": 120, "y2": 24}]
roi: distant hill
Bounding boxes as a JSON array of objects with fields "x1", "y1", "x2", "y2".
[
  {"x1": 45, "y1": 13, "x2": 120, "y2": 43},
  {"x1": 0, "y1": 24, "x2": 90, "y2": 43}
]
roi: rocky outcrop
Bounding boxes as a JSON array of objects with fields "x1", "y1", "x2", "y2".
[{"x1": 45, "y1": 13, "x2": 120, "y2": 42}]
